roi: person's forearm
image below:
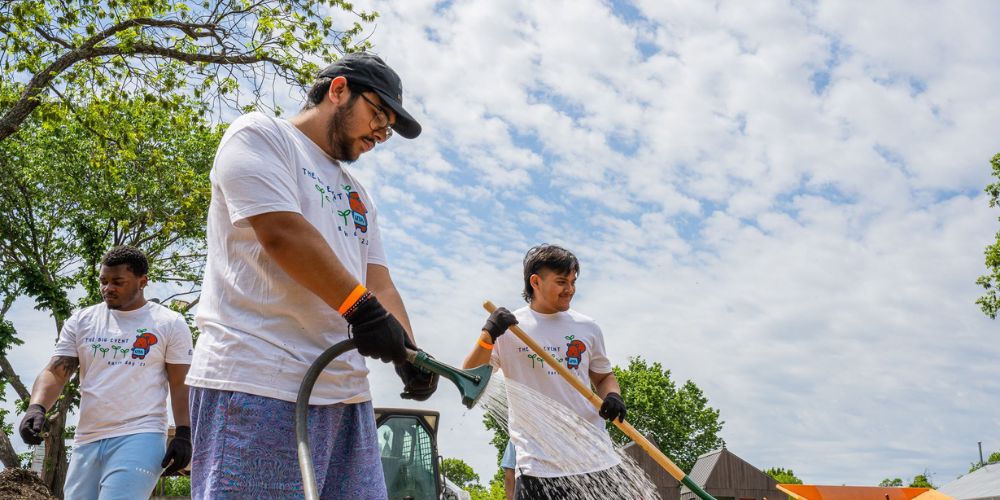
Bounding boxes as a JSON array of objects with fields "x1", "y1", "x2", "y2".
[
  {"x1": 29, "y1": 357, "x2": 76, "y2": 410},
  {"x1": 594, "y1": 374, "x2": 621, "y2": 399},
  {"x1": 249, "y1": 212, "x2": 360, "y2": 310},
  {"x1": 462, "y1": 332, "x2": 494, "y2": 369},
  {"x1": 169, "y1": 383, "x2": 190, "y2": 427},
  {"x1": 165, "y1": 363, "x2": 191, "y2": 427}
]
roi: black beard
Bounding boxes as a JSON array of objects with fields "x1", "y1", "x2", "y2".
[{"x1": 327, "y1": 99, "x2": 359, "y2": 163}]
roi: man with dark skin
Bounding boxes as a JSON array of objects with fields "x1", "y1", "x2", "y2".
[
  {"x1": 19, "y1": 245, "x2": 193, "y2": 499},
  {"x1": 185, "y1": 52, "x2": 437, "y2": 498}
]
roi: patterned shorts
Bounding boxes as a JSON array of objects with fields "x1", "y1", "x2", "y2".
[{"x1": 189, "y1": 387, "x2": 387, "y2": 499}]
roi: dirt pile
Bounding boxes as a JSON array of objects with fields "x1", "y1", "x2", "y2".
[{"x1": 0, "y1": 468, "x2": 55, "y2": 500}]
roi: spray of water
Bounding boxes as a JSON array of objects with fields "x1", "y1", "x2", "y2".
[{"x1": 480, "y1": 375, "x2": 661, "y2": 499}]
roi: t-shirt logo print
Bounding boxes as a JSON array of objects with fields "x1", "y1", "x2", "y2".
[
  {"x1": 565, "y1": 336, "x2": 586, "y2": 369},
  {"x1": 346, "y1": 186, "x2": 369, "y2": 233},
  {"x1": 131, "y1": 328, "x2": 159, "y2": 359}
]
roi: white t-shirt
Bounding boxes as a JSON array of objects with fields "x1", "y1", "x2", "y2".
[
  {"x1": 53, "y1": 301, "x2": 193, "y2": 445},
  {"x1": 186, "y1": 112, "x2": 387, "y2": 404},
  {"x1": 491, "y1": 306, "x2": 620, "y2": 477}
]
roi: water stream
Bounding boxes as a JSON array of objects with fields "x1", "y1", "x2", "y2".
[{"x1": 479, "y1": 375, "x2": 661, "y2": 499}]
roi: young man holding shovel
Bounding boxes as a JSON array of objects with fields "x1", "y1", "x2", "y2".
[{"x1": 463, "y1": 244, "x2": 627, "y2": 499}]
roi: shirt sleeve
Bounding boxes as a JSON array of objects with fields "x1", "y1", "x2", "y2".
[
  {"x1": 52, "y1": 312, "x2": 80, "y2": 358},
  {"x1": 365, "y1": 205, "x2": 388, "y2": 268},
  {"x1": 588, "y1": 321, "x2": 613, "y2": 374},
  {"x1": 164, "y1": 314, "x2": 194, "y2": 365},
  {"x1": 213, "y1": 114, "x2": 301, "y2": 228}
]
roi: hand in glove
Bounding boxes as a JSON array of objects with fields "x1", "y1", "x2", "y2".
[
  {"x1": 482, "y1": 307, "x2": 518, "y2": 343},
  {"x1": 161, "y1": 425, "x2": 192, "y2": 476},
  {"x1": 18, "y1": 404, "x2": 47, "y2": 445},
  {"x1": 394, "y1": 338, "x2": 439, "y2": 401},
  {"x1": 344, "y1": 292, "x2": 407, "y2": 364},
  {"x1": 599, "y1": 392, "x2": 627, "y2": 423}
]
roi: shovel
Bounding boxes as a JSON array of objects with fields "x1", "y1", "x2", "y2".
[{"x1": 484, "y1": 300, "x2": 716, "y2": 500}]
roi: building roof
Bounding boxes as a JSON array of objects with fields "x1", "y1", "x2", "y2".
[
  {"x1": 777, "y1": 484, "x2": 935, "y2": 500},
  {"x1": 938, "y1": 462, "x2": 1000, "y2": 500},
  {"x1": 680, "y1": 447, "x2": 783, "y2": 497},
  {"x1": 684, "y1": 448, "x2": 723, "y2": 489}
]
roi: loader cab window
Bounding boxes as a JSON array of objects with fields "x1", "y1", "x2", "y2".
[{"x1": 377, "y1": 415, "x2": 437, "y2": 499}]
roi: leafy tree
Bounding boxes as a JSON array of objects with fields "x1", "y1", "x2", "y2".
[
  {"x1": 978, "y1": 152, "x2": 1000, "y2": 318},
  {"x1": 765, "y1": 467, "x2": 803, "y2": 484},
  {"x1": 969, "y1": 451, "x2": 1000, "y2": 473},
  {"x1": 910, "y1": 473, "x2": 935, "y2": 488},
  {"x1": 482, "y1": 412, "x2": 510, "y2": 465},
  {"x1": 879, "y1": 478, "x2": 904, "y2": 487},
  {"x1": 442, "y1": 456, "x2": 505, "y2": 500},
  {"x1": 161, "y1": 476, "x2": 191, "y2": 496},
  {"x1": 609, "y1": 357, "x2": 725, "y2": 472},
  {"x1": 0, "y1": 88, "x2": 221, "y2": 495},
  {"x1": 442, "y1": 457, "x2": 480, "y2": 489},
  {"x1": 0, "y1": 0, "x2": 376, "y2": 142},
  {"x1": 467, "y1": 480, "x2": 505, "y2": 500}
]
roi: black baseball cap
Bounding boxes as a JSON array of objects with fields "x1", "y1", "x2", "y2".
[{"x1": 317, "y1": 52, "x2": 422, "y2": 139}]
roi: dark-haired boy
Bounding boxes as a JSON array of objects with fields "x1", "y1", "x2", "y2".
[
  {"x1": 19, "y1": 245, "x2": 193, "y2": 499},
  {"x1": 463, "y1": 244, "x2": 627, "y2": 499}
]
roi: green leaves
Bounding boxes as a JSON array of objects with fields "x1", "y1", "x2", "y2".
[
  {"x1": 977, "y1": 152, "x2": 1000, "y2": 319},
  {"x1": 610, "y1": 357, "x2": 725, "y2": 472},
  {"x1": 879, "y1": 474, "x2": 935, "y2": 488},
  {"x1": 969, "y1": 451, "x2": 1000, "y2": 473},
  {"x1": 765, "y1": 467, "x2": 803, "y2": 484},
  {"x1": 0, "y1": 83, "x2": 219, "y2": 487},
  {"x1": 0, "y1": 1, "x2": 378, "y2": 141},
  {"x1": 909, "y1": 473, "x2": 934, "y2": 488},
  {"x1": 441, "y1": 457, "x2": 480, "y2": 489}
]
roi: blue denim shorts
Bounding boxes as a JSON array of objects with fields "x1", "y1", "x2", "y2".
[{"x1": 188, "y1": 387, "x2": 386, "y2": 499}]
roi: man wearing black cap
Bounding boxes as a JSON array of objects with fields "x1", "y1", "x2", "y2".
[{"x1": 185, "y1": 52, "x2": 436, "y2": 498}]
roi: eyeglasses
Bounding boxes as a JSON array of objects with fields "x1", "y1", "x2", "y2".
[{"x1": 360, "y1": 93, "x2": 393, "y2": 141}]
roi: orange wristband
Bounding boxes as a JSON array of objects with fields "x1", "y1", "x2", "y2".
[
  {"x1": 478, "y1": 338, "x2": 494, "y2": 350},
  {"x1": 338, "y1": 284, "x2": 368, "y2": 315}
]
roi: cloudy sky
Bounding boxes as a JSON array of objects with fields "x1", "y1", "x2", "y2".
[{"x1": 6, "y1": 0, "x2": 1000, "y2": 489}]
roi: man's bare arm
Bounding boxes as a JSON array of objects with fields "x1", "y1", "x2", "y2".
[
  {"x1": 248, "y1": 211, "x2": 360, "y2": 311},
  {"x1": 590, "y1": 370, "x2": 622, "y2": 399},
  {"x1": 28, "y1": 356, "x2": 78, "y2": 410},
  {"x1": 165, "y1": 363, "x2": 190, "y2": 427},
  {"x1": 463, "y1": 332, "x2": 494, "y2": 369}
]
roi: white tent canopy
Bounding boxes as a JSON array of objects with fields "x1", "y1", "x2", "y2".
[{"x1": 938, "y1": 463, "x2": 1000, "y2": 500}]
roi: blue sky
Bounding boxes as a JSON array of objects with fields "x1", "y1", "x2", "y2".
[{"x1": 5, "y1": 0, "x2": 1000, "y2": 489}]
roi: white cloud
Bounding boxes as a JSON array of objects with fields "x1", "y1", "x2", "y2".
[
  {"x1": 345, "y1": 0, "x2": 1000, "y2": 486},
  {"x1": 5, "y1": 0, "x2": 999, "y2": 491}
]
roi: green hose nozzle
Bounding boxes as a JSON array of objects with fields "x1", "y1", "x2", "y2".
[{"x1": 406, "y1": 349, "x2": 492, "y2": 409}]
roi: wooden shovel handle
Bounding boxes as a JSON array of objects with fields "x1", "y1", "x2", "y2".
[{"x1": 483, "y1": 300, "x2": 687, "y2": 480}]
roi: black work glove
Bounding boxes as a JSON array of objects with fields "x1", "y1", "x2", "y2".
[
  {"x1": 482, "y1": 307, "x2": 518, "y2": 342},
  {"x1": 394, "y1": 338, "x2": 439, "y2": 401},
  {"x1": 161, "y1": 425, "x2": 192, "y2": 476},
  {"x1": 599, "y1": 392, "x2": 627, "y2": 423},
  {"x1": 19, "y1": 404, "x2": 47, "y2": 445},
  {"x1": 344, "y1": 293, "x2": 408, "y2": 364}
]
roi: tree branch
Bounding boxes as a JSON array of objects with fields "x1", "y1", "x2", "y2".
[
  {"x1": 0, "y1": 16, "x2": 286, "y2": 141},
  {"x1": 0, "y1": 354, "x2": 30, "y2": 401},
  {"x1": 0, "y1": 433, "x2": 20, "y2": 469}
]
